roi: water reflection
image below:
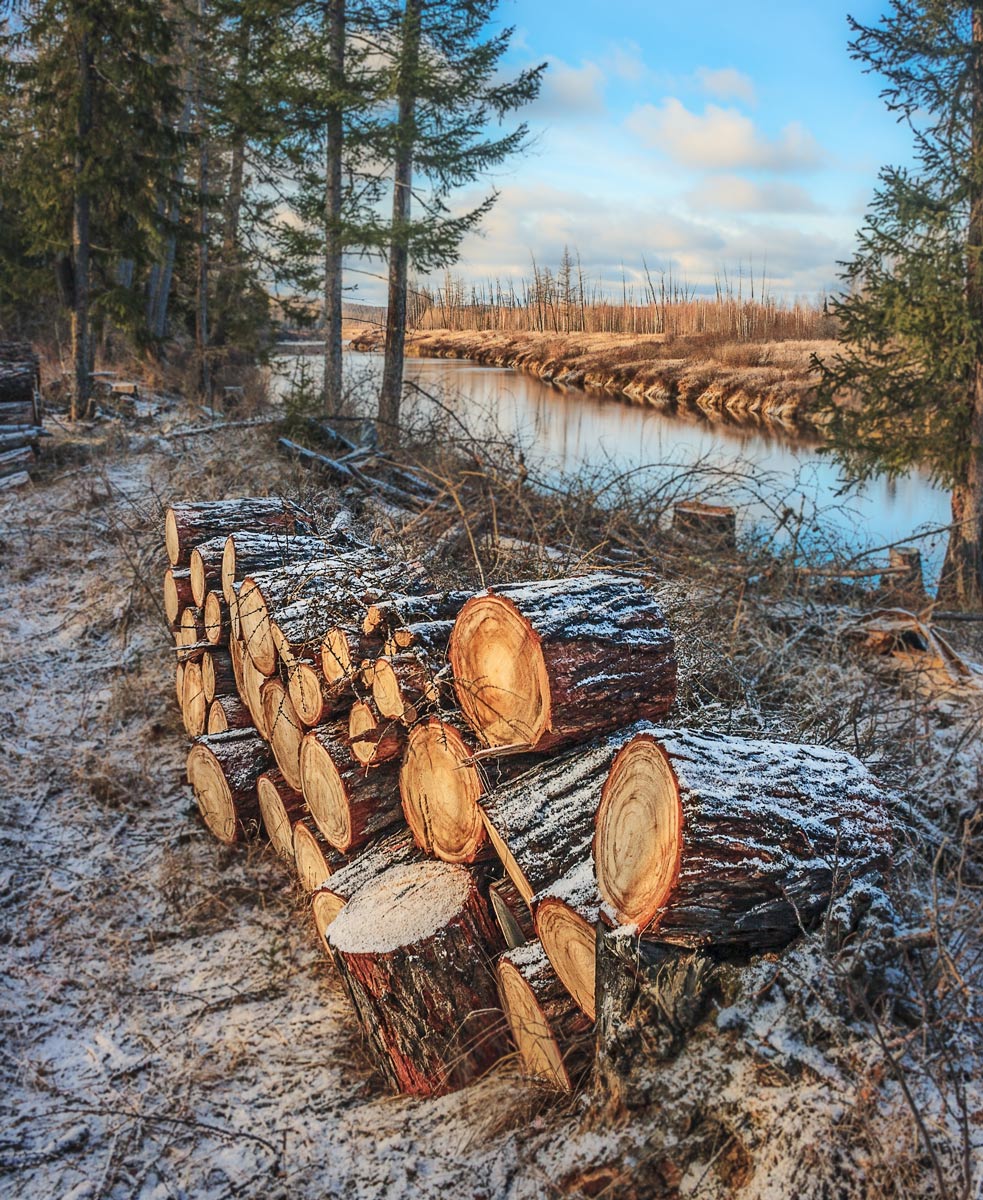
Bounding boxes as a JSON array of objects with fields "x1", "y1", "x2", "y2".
[{"x1": 274, "y1": 350, "x2": 952, "y2": 585}]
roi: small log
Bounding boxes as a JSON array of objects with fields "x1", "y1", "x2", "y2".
[
  {"x1": 189, "y1": 536, "x2": 228, "y2": 608},
  {"x1": 593, "y1": 725, "x2": 890, "y2": 946},
  {"x1": 0, "y1": 469, "x2": 30, "y2": 492},
  {"x1": 322, "y1": 623, "x2": 380, "y2": 680},
  {"x1": 261, "y1": 677, "x2": 305, "y2": 791},
  {"x1": 671, "y1": 501, "x2": 737, "y2": 550},
  {"x1": 181, "y1": 660, "x2": 208, "y2": 738},
  {"x1": 186, "y1": 731, "x2": 273, "y2": 843},
  {"x1": 221, "y1": 530, "x2": 350, "y2": 603},
  {"x1": 202, "y1": 647, "x2": 236, "y2": 703},
  {"x1": 175, "y1": 662, "x2": 185, "y2": 709},
  {"x1": 310, "y1": 826, "x2": 420, "y2": 948},
  {"x1": 371, "y1": 652, "x2": 443, "y2": 723},
  {"x1": 240, "y1": 649, "x2": 273, "y2": 739},
  {"x1": 327, "y1": 860, "x2": 509, "y2": 1097},
  {"x1": 348, "y1": 699, "x2": 405, "y2": 765},
  {"x1": 286, "y1": 659, "x2": 354, "y2": 727},
  {"x1": 164, "y1": 568, "x2": 193, "y2": 625},
  {"x1": 207, "y1": 694, "x2": 253, "y2": 734},
  {"x1": 384, "y1": 618, "x2": 453, "y2": 657},
  {"x1": 497, "y1": 940, "x2": 593, "y2": 1092},
  {"x1": 202, "y1": 591, "x2": 228, "y2": 646},
  {"x1": 363, "y1": 588, "x2": 471, "y2": 637},
  {"x1": 257, "y1": 769, "x2": 308, "y2": 860},
  {"x1": 0, "y1": 445, "x2": 34, "y2": 479},
  {"x1": 293, "y1": 821, "x2": 345, "y2": 893},
  {"x1": 175, "y1": 606, "x2": 206, "y2": 663},
  {"x1": 165, "y1": 497, "x2": 314, "y2": 567},
  {"x1": 300, "y1": 723, "x2": 402, "y2": 853},
  {"x1": 489, "y1": 876, "x2": 536, "y2": 949},
  {"x1": 534, "y1": 865, "x2": 600, "y2": 1019},
  {"x1": 449, "y1": 574, "x2": 677, "y2": 751}
]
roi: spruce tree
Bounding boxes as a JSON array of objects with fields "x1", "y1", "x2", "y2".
[
  {"x1": 816, "y1": 2, "x2": 983, "y2": 607},
  {"x1": 374, "y1": 0, "x2": 544, "y2": 444}
]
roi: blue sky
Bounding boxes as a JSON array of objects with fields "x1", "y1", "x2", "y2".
[{"x1": 417, "y1": 0, "x2": 917, "y2": 304}]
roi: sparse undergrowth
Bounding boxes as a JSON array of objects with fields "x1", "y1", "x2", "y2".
[{"x1": 0, "y1": 386, "x2": 980, "y2": 1200}]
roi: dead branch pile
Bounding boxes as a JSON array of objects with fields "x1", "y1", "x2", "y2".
[
  {"x1": 167, "y1": 495, "x2": 891, "y2": 1098},
  {"x1": 0, "y1": 341, "x2": 44, "y2": 491}
]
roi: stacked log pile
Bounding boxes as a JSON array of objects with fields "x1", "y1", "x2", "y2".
[
  {"x1": 0, "y1": 342, "x2": 44, "y2": 490},
  {"x1": 166, "y1": 495, "x2": 891, "y2": 1100}
]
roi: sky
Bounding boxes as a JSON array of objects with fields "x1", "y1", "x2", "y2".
[{"x1": 385, "y1": 0, "x2": 917, "y2": 306}]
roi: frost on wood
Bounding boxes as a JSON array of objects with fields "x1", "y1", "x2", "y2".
[
  {"x1": 327, "y1": 860, "x2": 509, "y2": 1097},
  {"x1": 449, "y1": 573, "x2": 677, "y2": 751},
  {"x1": 300, "y1": 723, "x2": 402, "y2": 853},
  {"x1": 165, "y1": 497, "x2": 314, "y2": 566}
]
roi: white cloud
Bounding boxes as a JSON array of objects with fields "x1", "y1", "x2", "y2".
[
  {"x1": 687, "y1": 174, "x2": 824, "y2": 214},
  {"x1": 603, "y1": 42, "x2": 648, "y2": 84},
  {"x1": 695, "y1": 67, "x2": 757, "y2": 106},
  {"x1": 530, "y1": 58, "x2": 606, "y2": 119},
  {"x1": 625, "y1": 98, "x2": 824, "y2": 172}
]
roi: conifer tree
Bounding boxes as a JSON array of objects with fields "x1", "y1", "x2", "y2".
[
  {"x1": 374, "y1": 0, "x2": 544, "y2": 443},
  {"x1": 816, "y1": 2, "x2": 983, "y2": 606}
]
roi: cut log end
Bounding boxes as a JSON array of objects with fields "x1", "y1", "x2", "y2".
[
  {"x1": 497, "y1": 955, "x2": 573, "y2": 1092},
  {"x1": 450, "y1": 593, "x2": 549, "y2": 747},
  {"x1": 535, "y1": 899, "x2": 597, "y2": 1020},
  {"x1": 293, "y1": 822, "x2": 337, "y2": 892},
  {"x1": 164, "y1": 507, "x2": 181, "y2": 566},
  {"x1": 262, "y1": 679, "x2": 305, "y2": 792},
  {"x1": 203, "y1": 591, "x2": 227, "y2": 645},
  {"x1": 181, "y1": 661, "x2": 207, "y2": 738},
  {"x1": 186, "y1": 738, "x2": 266, "y2": 844},
  {"x1": 594, "y1": 734, "x2": 681, "y2": 930},
  {"x1": 312, "y1": 888, "x2": 346, "y2": 954},
  {"x1": 399, "y1": 720, "x2": 485, "y2": 863},
  {"x1": 349, "y1": 700, "x2": 404, "y2": 765},
  {"x1": 257, "y1": 771, "x2": 305, "y2": 860},
  {"x1": 300, "y1": 731, "x2": 352, "y2": 850}
]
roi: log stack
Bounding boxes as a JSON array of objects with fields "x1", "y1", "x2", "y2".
[
  {"x1": 164, "y1": 495, "x2": 891, "y2": 1100},
  {"x1": 0, "y1": 342, "x2": 43, "y2": 491}
]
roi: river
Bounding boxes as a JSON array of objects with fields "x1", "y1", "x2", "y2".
[{"x1": 273, "y1": 349, "x2": 952, "y2": 586}]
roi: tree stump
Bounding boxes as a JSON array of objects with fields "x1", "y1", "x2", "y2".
[
  {"x1": 449, "y1": 574, "x2": 676, "y2": 751},
  {"x1": 327, "y1": 860, "x2": 509, "y2": 1096}
]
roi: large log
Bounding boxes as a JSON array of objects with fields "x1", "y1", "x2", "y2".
[
  {"x1": 286, "y1": 659, "x2": 355, "y2": 728},
  {"x1": 497, "y1": 940, "x2": 593, "y2": 1092},
  {"x1": 593, "y1": 725, "x2": 890, "y2": 946},
  {"x1": 398, "y1": 719, "x2": 534, "y2": 864},
  {"x1": 207, "y1": 694, "x2": 252, "y2": 734},
  {"x1": 310, "y1": 827, "x2": 420, "y2": 949},
  {"x1": 327, "y1": 860, "x2": 509, "y2": 1097},
  {"x1": 186, "y1": 731, "x2": 273, "y2": 843},
  {"x1": 221, "y1": 529, "x2": 363, "y2": 603},
  {"x1": 257, "y1": 769, "x2": 308, "y2": 859},
  {"x1": 261, "y1": 677, "x2": 305, "y2": 791},
  {"x1": 165, "y1": 497, "x2": 314, "y2": 567},
  {"x1": 164, "y1": 567, "x2": 193, "y2": 625},
  {"x1": 449, "y1": 574, "x2": 677, "y2": 751},
  {"x1": 293, "y1": 822, "x2": 345, "y2": 893},
  {"x1": 300, "y1": 724, "x2": 402, "y2": 853},
  {"x1": 238, "y1": 548, "x2": 404, "y2": 675}
]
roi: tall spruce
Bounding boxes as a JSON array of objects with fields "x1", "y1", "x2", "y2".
[
  {"x1": 816, "y1": 2, "x2": 983, "y2": 607},
  {"x1": 4, "y1": 0, "x2": 184, "y2": 416},
  {"x1": 375, "y1": 0, "x2": 544, "y2": 444}
]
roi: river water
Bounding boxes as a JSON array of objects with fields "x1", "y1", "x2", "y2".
[{"x1": 274, "y1": 349, "x2": 952, "y2": 585}]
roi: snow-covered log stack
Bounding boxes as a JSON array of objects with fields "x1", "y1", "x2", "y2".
[
  {"x1": 0, "y1": 342, "x2": 43, "y2": 491},
  {"x1": 162, "y1": 495, "x2": 891, "y2": 1100}
]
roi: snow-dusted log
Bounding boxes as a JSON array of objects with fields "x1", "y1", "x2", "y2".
[
  {"x1": 363, "y1": 588, "x2": 471, "y2": 637},
  {"x1": 207, "y1": 694, "x2": 252, "y2": 734},
  {"x1": 497, "y1": 940, "x2": 593, "y2": 1092},
  {"x1": 164, "y1": 567, "x2": 193, "y2": 624},
  {"x1": 300, "y1": 724, "x2": 402, "y2": 853},
  {"x1": 181, "y1": 660, "x2": 207, "y2": 737},
  {"x1": 489, "y1": 876, "x2": 535, "y2": 949},
  {"x1": 238, "y1": 547, "x2": 403, "y2": 675},
  {"x1": 327, "y1": 860, "x2": 509, "y2": 1097},
  {"x1": 293, "y1": 822, "x2": 344, "y2": 893},
  {"x1": 593, "y1": 726, "x2": 890, "y2": 945},
  {"x1": 202, "y1": 591, "x2": 228, "y2": 646},
  {"x1": 221, "y1": 529, "x2": 362, "y2": 603},
  {"x1": 449, "y1": 574, "x2": 677, "y2": 751},
  {"x1": 186, "y1": 731, "x2": 272, "y2": 843},
  {"x1": 310, "y1": 827, "x2": 420, "y2": 950},
  {"x1": 534, "y1": 866, "x2": 601, "y2": 1019},
  {"x1": 348, "y1": 699, "x2": 405, "y2": 765},
  {"x1": 165, "y1": 498, "x2": 313, "y2": 567},
  {"x1": 261, "y1": 677, "x2": 305, "y2": 791},
  {"x1": 384, "y1": 618, "x2": 454, "y2": 658},
  {"x1": 257, "y1": 769, "x2": 308, "y2": 859},
  {"x1": 371, "y1": 652, "x2": 442, "y2": 724}
]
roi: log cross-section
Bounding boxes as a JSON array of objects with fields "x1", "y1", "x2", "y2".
[{"x1": 186, "y1": 731, "x2": 273, "y2": 843}]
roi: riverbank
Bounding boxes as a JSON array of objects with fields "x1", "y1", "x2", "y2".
[{"x1": 348, "y1": 327, "x2": 835, "y2": 428}]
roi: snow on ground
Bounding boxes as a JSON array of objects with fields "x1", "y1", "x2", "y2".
[{"x1": 0, "y1": 411, "x2": 981, "y2": 1199}]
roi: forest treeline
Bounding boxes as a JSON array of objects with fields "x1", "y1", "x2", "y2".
[{"x1": 0, "y1": 0, "x2": 543, "y2": 428}]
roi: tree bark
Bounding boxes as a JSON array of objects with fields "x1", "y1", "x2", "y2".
[
  {"x1": 165, "y1": 498, "x2": 313, "y2": 567},
  {"x1": 300, "y1": 722, "x2": 402, "y2": 852},
  {"x1": 186, "y1": 730, "x2": 272, "y2": 843},
  {"x1": 377, "y1": 0, "x2": 422, "y2": 447},
  {"x1": 328, "y1": 860, "x2": 509, "y2": 1096}
]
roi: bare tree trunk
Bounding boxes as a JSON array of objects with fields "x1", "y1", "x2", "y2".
[
  {"x1": 941, "y1": 6, "x2": 983, "y2": 608},
  {"x1": 377, "y1": 0, "x2": 421, "y2": 448},
  {"x1": 146, "y1": 91, "x2": 193, "y2": 341},
  {"x1": 195, "y1": 0, "x2": 212, "y2": 403},
  {"x1": 71, "y1": 29, "x2": 94, "y2": 421},
  {"x1": 322, "y1": 0, "x2": 345, "y2": 412}
]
